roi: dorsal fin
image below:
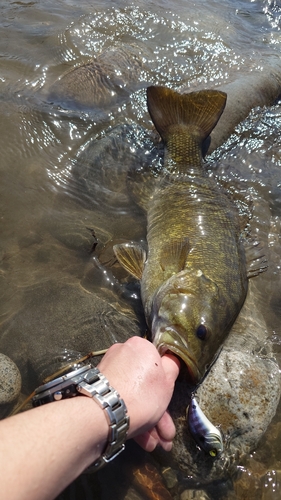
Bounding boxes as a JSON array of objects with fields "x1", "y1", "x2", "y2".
[
  {"x1": 113, "y1": 242, "x2": 146, "y2": 280},
  {"x1": 147, "y1": 86, "x2": 227, "y2": 144}
]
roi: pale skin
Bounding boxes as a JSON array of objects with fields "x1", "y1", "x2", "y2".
[{"x1": 0, "y1": 337, "x2": 180, "y2": 500}]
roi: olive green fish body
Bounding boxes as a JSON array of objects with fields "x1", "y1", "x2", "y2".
[
  {"x1": 143, "y1": 175, "x2": 247, "y2": 307},
  {"x1": 143, "y1": 173, "x2": 247, "y2": 380},
  {"x1": 114, "y1": 86, "x2": 251, "y2": 382}
]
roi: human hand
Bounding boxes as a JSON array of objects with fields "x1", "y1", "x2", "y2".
[{"x1": 98, "y1": 336, "x2": 180, "y2": 452}]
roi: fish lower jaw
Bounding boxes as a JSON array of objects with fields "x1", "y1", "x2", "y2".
[{"x1": 153, "y1": 328, "x2": 201, "y2": 382}]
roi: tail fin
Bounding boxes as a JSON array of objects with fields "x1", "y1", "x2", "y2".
[{"x1": 147, "y1": 86, "x2": 226, "y2": 144}]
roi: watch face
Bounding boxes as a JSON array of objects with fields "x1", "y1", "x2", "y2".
[{"x1": 32, "y1": 364, "x2": 92, "y2": 406}]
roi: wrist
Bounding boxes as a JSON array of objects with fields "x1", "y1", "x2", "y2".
[
  {"x1": 77, "y1": 367, "x2": 130, "y2": 471},
  {"x1": 98, "y1": 366, "x2": 142, "y2": 441},
  {"x1": 32, "y1": 365, "x2": 130, "y2": 472}
]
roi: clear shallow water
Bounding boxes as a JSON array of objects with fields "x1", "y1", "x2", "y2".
[{"x1": 1, "y1": 0, "x2": 281, "y2": 498}]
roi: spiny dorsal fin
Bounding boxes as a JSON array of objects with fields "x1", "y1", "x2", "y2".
[
  {"x1": 147, "y1": 86, "x2": 227, "y2": 144},
  {"x1": 160, "y1": 237, "x2": 190, "y2": 273},
  {"x1": 113, "y1": 242, "x2": 146, "y2": 280}
]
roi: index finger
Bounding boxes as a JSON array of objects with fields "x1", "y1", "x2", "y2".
[{"x1": 161, "y1": 353, "x2": 181, "y2": 383}]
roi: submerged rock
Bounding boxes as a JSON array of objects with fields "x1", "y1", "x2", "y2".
[
  {"x1": 48, "y1": 43, "x2": 150, "y2": 111},
  {"x1": 0, "y1": 353, "x2": 21, "y2": 405},
  {"x1": 187, "y1": 58, "x2": 281, "y2": 154}
]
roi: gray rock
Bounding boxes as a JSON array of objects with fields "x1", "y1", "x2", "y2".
[
  {"x1": 0, "y1": 353, "x2": 21, "y2": 404},
  {"x1": 48, "y1": 43, "x2": 150, "y2": 111},
  {"x1": 209, "y1": 60, "x2": 281, "y2": 154},
  {"x1": 182, "y1": 57, "x2": 281, "y2": 155},
  {"x1": 180, "y1": 490, "x2": 211, "y2": 500}
]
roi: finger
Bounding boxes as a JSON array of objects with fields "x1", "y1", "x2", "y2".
[
  {"x1": 161, "y1": 353, "x2": 181, "y2": 383},
  {"x1": 156, "y1": 411, "x2": 176, "y2": 442},
  {"x1": 134, "y1": 427, "x2": 174, "y2": 452},
  {"x1": 156, "y1": 437, "x2": 173, "y2": 452},
  {"x1": 134, "y1": 429, "x2": 158, "y2": 452}
]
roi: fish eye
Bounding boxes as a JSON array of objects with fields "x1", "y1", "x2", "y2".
[
  {"x1": 196, "y1": 324, "x2": 208, "y2": 340},
  {"x1": 209, "y1": 449, "x2": 217, "y2": 457}
]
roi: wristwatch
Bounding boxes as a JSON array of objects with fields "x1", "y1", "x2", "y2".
[{"x1": 32, "y1": 363, "x2": 130, "y2": 472}]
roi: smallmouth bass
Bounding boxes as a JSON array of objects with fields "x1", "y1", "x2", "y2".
[{"x1": 114, "y1": 86, "x2": 265, "y2": 383}]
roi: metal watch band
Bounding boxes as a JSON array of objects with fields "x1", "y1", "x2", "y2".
[{"x1": 77, "y1": 367, "x2": 130, "y2": 472}]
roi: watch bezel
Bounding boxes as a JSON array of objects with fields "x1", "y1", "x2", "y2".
[{"x1": 32, "y1": 364, "x2": 92, "y2": 406}]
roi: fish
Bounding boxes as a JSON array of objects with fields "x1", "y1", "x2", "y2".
[
  {"x1": 187, "y1": 396, "x2": 223, "y2": 457},
  {"x1": 114, "y1": 86, "x2": 265, "y2": 383}
]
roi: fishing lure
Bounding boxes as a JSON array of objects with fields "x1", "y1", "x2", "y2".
[{"x1": 187, "y1": 395, "x2": 223, "y2": 457}]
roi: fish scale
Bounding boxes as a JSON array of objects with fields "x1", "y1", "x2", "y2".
[{"x1": 165, "y1": 129, "x2": 202, "y2": 173}]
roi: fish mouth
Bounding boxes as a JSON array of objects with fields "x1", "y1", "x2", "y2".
[{"x1": 153, "y1": 327, "x2": 201, "y2": 382}]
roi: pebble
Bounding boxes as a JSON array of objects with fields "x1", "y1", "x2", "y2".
[
  {"x1": 0, "y1": 353, "x2": 21, "y2": 404},
  {"x1": 180, "y1": 489, "x2": 210, "y2": 500}
]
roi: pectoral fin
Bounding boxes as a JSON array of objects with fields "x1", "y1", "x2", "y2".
[
  {"x1": 169, "y1": 269, "x2": 219, "y2": 295},
  {"x1": 153, "y1": 268, "x2": 219, "y2": 311},
  {"x1": 160, "y1": 237, "x2": 190, "y2": 274},
  {"x1": 113, "y1": 242, "x2": 146, "y2": 280}
]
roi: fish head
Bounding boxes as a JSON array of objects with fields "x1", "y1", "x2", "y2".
[{"x1": 151, "y1": 269, "x2": 227, "y2": 383}]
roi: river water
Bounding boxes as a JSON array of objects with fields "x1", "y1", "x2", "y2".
[{"x1": 1, "y1": 0, "x2": 281, "y2": 499}]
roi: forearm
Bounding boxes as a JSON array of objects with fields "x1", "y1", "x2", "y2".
[
  {"x1": 0, "y1": 338, "x2": 180, "y2": 500},
  {"x1": 0, "y1": 397, "x2": 108, "y2": 500}
]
